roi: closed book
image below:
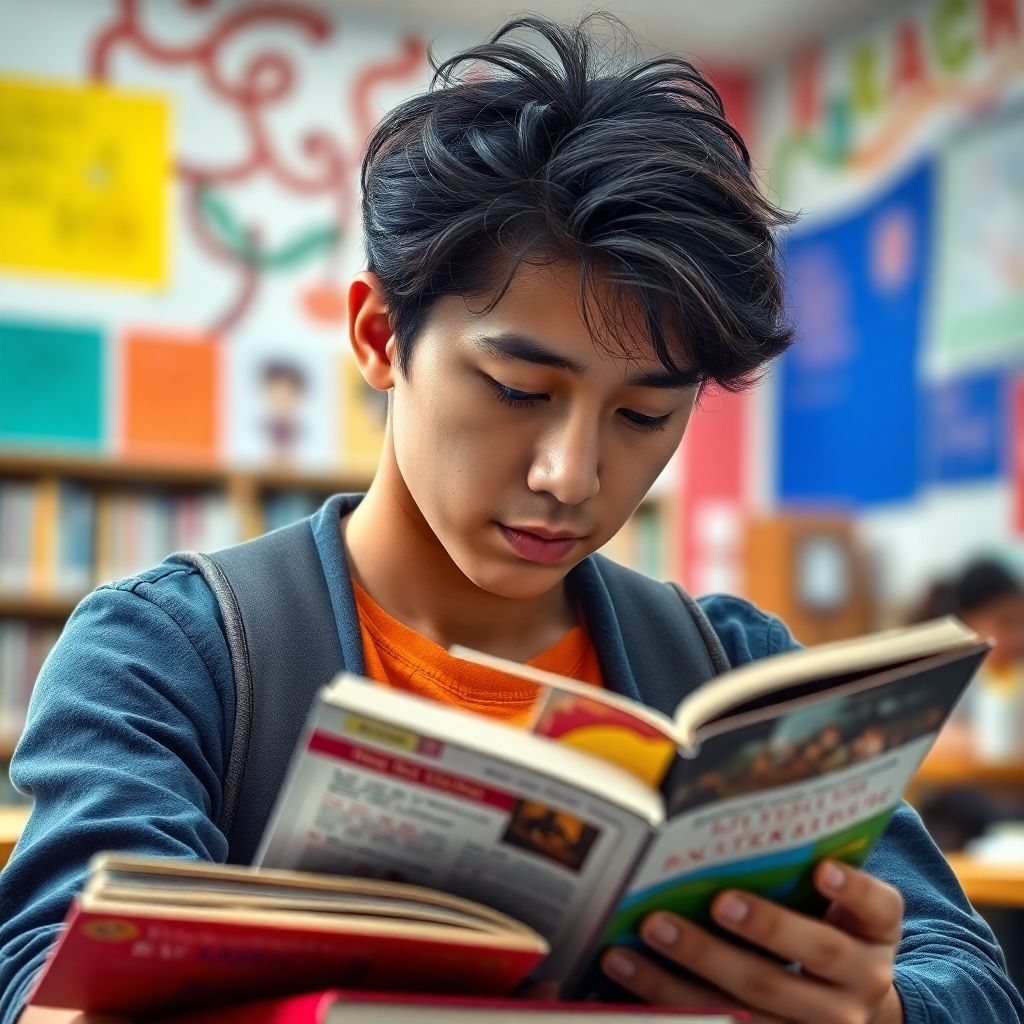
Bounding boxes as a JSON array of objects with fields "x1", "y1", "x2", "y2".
[
  {"x1": 28, "y1": 856, "x2": 547, "y2": 1015},
  {"x1": 158, "y1": 988, "x2": 747, "y2": 1024}
]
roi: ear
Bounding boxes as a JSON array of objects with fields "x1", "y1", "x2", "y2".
[{"x1": 348, "y1": 271, "x2": 398, "y2": 391}]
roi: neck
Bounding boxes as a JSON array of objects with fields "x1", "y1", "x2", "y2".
[{"x1": 343, "y1": 446, "x2": 576, "y2": 662}]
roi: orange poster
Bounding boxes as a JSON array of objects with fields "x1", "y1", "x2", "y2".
[{"x1": 121, "y1": 330, "x2": 221, "y2": 462}]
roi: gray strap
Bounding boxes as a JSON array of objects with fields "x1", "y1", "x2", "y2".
[
  {"x1": 178, "y1": 520, "x2": 343, "y2": 863},
  {"x1": 672, "y1": 583, "x2": 732, "y2": 674},
  {"x1": 592, "y1": 554, "x2": 730, "y2": 716},
  {"x1": 174, "y1": 549, "x2": 254, "y2": 842}
]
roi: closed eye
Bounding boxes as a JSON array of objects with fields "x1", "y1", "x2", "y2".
[
  {"x1": 488, "y1": 377, "x2": 548, "y2": 408},
  {"x1": 620, "y1": 409, "x2": 671, "y2": 432}
]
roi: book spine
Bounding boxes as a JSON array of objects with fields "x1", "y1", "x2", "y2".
[
  {"x1": 57, "y1": 483, "x2": 96, "y2": 596},
  {"x1": 29, "y1": 479, "x2": 59, "y2": 597}
]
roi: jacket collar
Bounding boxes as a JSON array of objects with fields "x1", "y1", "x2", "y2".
[{"x1": 311, "y1": 492, "x2": 640, "y2": 701}]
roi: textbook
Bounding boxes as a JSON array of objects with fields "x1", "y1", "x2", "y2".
[
  {"x1": 27, "y1": 854, "x2": 547, "y2": 1014},
  {"x1": 254, "y1": 616, "x2": 989, "y2": 995},
  {"x1": 158, "y1": 988, "x2": 748, "y2": 1023}
]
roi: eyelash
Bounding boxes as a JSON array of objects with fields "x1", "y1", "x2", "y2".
[
  {"x1": 488, "y1": 379, "x2": 671, "y2": 432},
  {"x1": 491, "y1": 380, "x2": 543, "y2": 409}
]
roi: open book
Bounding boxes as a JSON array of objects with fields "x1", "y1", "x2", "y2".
[
  {"x1": 252, "y1": 616, "x2": 988, "y2": 995},
  {"x1": 28, "y1": 854, "x2": 547, "y2": 1014}
]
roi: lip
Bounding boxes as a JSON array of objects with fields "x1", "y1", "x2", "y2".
[
  {"x1": 506, "y1": 524, "x2": 582, "y2": 541},
  {"x1": 498, "y1": 524, "x2": 583, "y2": 564}
]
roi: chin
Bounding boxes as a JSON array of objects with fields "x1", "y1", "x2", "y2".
[{"x1": 459, "y1": 556, "x2": 571, "y2": 601}]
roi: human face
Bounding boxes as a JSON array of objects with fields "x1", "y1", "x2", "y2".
[
  {"x1": 963, "y1": 592, "x2": 1024, "y2": 670},
  {"x1": 387, "y1": 262, "x2": 701, "y2": 600}
]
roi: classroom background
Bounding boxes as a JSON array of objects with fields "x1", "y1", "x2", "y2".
[{"x1": 1, "y1": 0, "x2": 1023, "y2": 977}]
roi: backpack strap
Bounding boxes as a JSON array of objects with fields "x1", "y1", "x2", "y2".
[
  {"x1": 175, "y1": 520, "x2": 344, "y2": 864},
  {"x1": 181, "y1": 523, "x2": 730, "y2": 864},
  {"x1": 589, "y1": 554, "x2": 732, "y2": 715}
]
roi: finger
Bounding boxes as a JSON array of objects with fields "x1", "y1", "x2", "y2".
[
  {"x1": 516, "y1": 979, "x2": 560, "y2": 1000},
  {"x1": 815, "y1": 860, "x2": 904, "y2": 945},
  {"x1": 601, "y1": 947, "x2": 780, "y2": 1022},
  {"x1": 633, "y1": 911, "x2": 850, "y2": 1022},
  {"x1": 707, "y1": 888, "x2": 887, "y2": 992}
]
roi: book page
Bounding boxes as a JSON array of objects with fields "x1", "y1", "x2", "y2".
[
  {"x1": 255, "y1": 688, "x2": 657, "y2": 987},
  {"x1": 449, "y1": 645, "x2": 679, "y2": 786},
  {"x1": 574, "y1": 643, "x2": 987, "y2": 991},
  {"x1": 673, "y1": 616, "x2": 979, "y2": 741}
]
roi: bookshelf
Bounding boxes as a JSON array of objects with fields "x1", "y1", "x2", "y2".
[
  {"x1": 0, "y1": 595, "x2": 79, "y2": 619},
  {"x1": 0, "y1": 449, "x2": 682, "y2": 778},
  {"x1": 0, "y1": 451, "x2": 378, "y2": 768}
]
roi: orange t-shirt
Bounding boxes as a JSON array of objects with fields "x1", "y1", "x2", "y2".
[{"x1": 352, "y1": 581, "x2": 604, "y2": 726}]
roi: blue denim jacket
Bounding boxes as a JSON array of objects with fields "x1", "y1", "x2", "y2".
[{"x1": 1, "y1": 495, "x2": 1020, "y2": 1022}]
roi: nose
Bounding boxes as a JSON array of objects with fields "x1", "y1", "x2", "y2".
[{"x1": 526, "y1": 409, "x2": 601, "y2": 506}]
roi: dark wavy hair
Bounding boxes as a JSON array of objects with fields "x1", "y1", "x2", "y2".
[
  {"x1": 360, "y1": 14, "x2": 796, "y2": 390},
  {"x1": 909, "y1": 558, "x2": 1024, "y2": 623}
]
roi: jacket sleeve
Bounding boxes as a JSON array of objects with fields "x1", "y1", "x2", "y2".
[
  {"x1": 0, "y1": 566, "x2": 236, "y2": 1024},
  {"x1": 699, "y1": 594, "x2": 1024, "y2": 1023},
  {"x1": 865, "y1": 802, "x2": 1024, "y2": 1023}
]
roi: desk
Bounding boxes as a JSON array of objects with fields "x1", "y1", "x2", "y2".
[
  {"x1": 946, "y1": 854, "x2": 1024, "y2": 909},
  {"x1": 0, "y1": 805, "x2": 30, "y2": 868},
  {"x1": 914, "y1": 752, "x2": 1024, "y2": 789}
]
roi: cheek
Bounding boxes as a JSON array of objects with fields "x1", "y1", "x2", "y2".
[
  {"x1": 602, "y1": 439, "x2": 676, "y2": 513},
  {"x1": 391, "y1": 382, "x2": 522, "y2": 507}
]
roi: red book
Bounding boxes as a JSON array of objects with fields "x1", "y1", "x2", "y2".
[
  {"x1": 158, "y1": 989, "x2": 749, "y2": 1023},
  {"x1": 28, "y1": 855, "x2": 547, "y2": 1016}
]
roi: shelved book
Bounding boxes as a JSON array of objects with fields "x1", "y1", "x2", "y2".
[
  {"x1": 30, "y1": 616, "x2": 989, "y2": 1012},
  {"x1": 0, "y1": 619, "x2": 61, "y2": 742},
  {"x1": 158, "y1": 989, "x2": 747, "y2": 1023},
  {"x1": 27, "y1": 854, "x2": 548, "y2": 1014}
]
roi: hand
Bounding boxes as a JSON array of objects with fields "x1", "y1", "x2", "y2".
[{"x1": 601, "y1": 860, "x2": 905, "y2": 1024}]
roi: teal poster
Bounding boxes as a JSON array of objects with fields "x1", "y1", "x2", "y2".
[{"x1": 0, "y1": 319, "x2": 105, "y2": 449}]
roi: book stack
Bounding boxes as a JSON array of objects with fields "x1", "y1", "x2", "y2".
[{"x1": 28, "y1": 617, "x2": 986, "y2": 1020}]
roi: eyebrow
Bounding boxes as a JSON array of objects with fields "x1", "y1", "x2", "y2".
[{"x1": 475, "y1": 333, "x2": 702, "y2": 389}]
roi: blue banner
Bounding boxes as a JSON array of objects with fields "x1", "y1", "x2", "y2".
[
  {"x1": 776, "y1": 162, "x2": 933, "y2": 507},
  {"x1": 924, "y1": 369, "x2": 1008, "y2": 484}
]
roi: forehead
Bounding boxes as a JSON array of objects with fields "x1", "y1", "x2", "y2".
[{"x1": 440, "y1": 260, "x2": 665, "y2": 369}]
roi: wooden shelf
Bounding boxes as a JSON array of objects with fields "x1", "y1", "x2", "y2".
[
  {"x1": 0, "y1": 450, "x2": 375, "y2": 493},
  {"x1": 0, "y1": 594, "x2": 81, "y2": 619},
  {"x1": 946, "y1": 853, "x2": 1024, "y2": 909},
  {"x1": 0, "y1": 804, "x2": 30, "y2": 869},
  {"x1": 913, "y1": 753, "x2": 1024, "y2": 789}
]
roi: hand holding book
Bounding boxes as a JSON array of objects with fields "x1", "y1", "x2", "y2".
[
  {"x1": 601, "y1": 857, "x2": 905, "y2": 1024},
  {"x1": 30, "y1": 616, "x2": 985, "y2": 1017}
]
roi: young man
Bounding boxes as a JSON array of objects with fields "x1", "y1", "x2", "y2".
[{"x1": 1, "y1": 16, "x2": 1021, "y2": 1024}]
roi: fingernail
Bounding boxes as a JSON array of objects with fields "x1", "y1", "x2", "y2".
[
  {"x1": 716, "y1": 893, "x2": 749, "y2": 924},
  {"x1": 822, "y1": 862, "x2": 846, "y2": 891},
  {"x1": 646, "y1": 914, "x2": 679, "y2": 946},
  {"x1": 604, "y1": 950, "x2": 637, "y2": 979}
]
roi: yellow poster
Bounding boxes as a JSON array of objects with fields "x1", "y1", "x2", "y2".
[
  {"x1": 340, "y1": 352, "x2": 386, "y2": 473},
  {"x1": 0, "y1": 76, "x2": 169, "y2": 285}
]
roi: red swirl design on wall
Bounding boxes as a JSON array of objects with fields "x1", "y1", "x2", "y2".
[{"x1": 89, "y1": 0, "x2": 427, "y2": 334}]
